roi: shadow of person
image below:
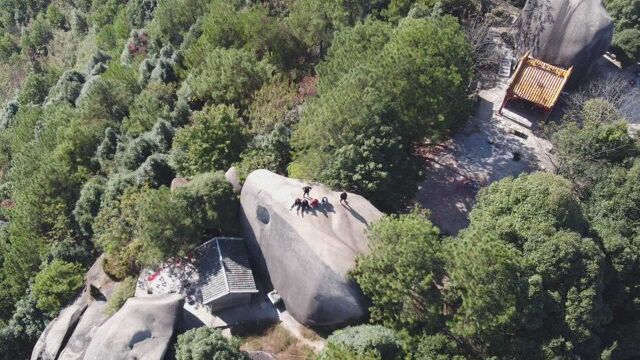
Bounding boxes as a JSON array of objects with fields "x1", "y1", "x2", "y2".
[
  {"x1": 341, "y1": 202, "x2": 368, "y2": 226},
  {"x1": 318, "y1": 199, "x2": 336, "y2": 217}
]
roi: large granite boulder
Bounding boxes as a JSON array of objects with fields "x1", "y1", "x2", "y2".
[
  {"x1": 85, "y1": 254, "x2": 118, "y2": 300},
  {"x1": 31, "y1": 299, "x2": 88, "y2": 360},
  {"x1": 240, "y1": 170, "x2": 383, "y2": 327},
  {"x1": 57, "y1": 301, "x2": 109, "y2": 360},
  {"x1": 516, "y1": 0, "x2": 614, "y2": 84},
  {"x1": 83, "y1": 294, "x2": 183, "y2": 360}
]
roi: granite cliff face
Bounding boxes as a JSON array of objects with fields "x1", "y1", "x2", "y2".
[
  {"x1": 240, "y1": 170, "x2": 383, "y2": 327},
  {"x1": 516, "y1": 0, "x2": 614, "y2": 83}
]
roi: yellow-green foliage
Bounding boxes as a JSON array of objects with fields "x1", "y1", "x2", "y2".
[{"x1": 106, "y1": 276, "x2": 137, "y2": 315}]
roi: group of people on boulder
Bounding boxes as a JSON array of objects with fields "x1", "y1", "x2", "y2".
[{"x1": 290, "y1": 185, "x2": 348, "y2": 215}]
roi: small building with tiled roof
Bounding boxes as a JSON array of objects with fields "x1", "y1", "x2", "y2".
[{"x1": 195, "y1": 237, "x2": 258, "y2": 312}]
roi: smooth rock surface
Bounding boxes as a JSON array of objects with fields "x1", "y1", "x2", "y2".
[
  {"x1": 57, "y1": 301, "x2": 109, "y2": 360},
  {"x1": 170, "y1": 177, "x2": 190, "y2": 192},
  {"x1": 240, "y1": 170, "x2": 382, "y2": 327},
  {"x1": 31, "y1": 299, "x2": 87, "y2": 360},
  {"x1": 82, "y1": 294, "x2": 183, "y2": 360},
  {"x1": 516, "y1": 0, "x2": 614, "y2": 83},
  {"x1": 85, "y1": 254, "x2": 117, "y2": 300},
  {"x1": 225, "y1": 166, "x2": 242, "y2": 193}
]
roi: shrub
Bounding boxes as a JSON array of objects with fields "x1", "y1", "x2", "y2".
[
  {"x1": 135, "y1": 187, "x2": 199, "y2": 266},
  {"x1": 74, "y1": 177, "x2": 106, "y2": 237},
  {"x1": 96, "y1": 127, "x2": 119, "y2": 162},
  {"x1": 32, "y1": 260, "x2": 85, "y2": 315},
  {"x1": 134, "y1": 153, "x2": 176, "y2": 188},
  {"x1": 0, "y1": 32, "x2": 18, "y2": 60},
  {"x1": 236, "y1": 123, "x2": 292, "y2": 180},
  {"x1": 46, "y1": 4, "x2": 66, "y2": 29},
  {"x1": 290, "y1": 16, "x2": 472, "y2": 207},
  {"x1": 612, "y1": 28, "x2": 640, "y2": 64},
  {"x1": 21, "y1": 14, "x2": 52, "y2": 56},
  {"x1": 123, "y1": 84, "x2": 176, "y2": 136},
  {"x1": 170, "y1": 98, "x2": 191, "y2": 127},
  {"x1": 101, "y1": 172, "x2": 137, "y2": 208},
  {"x1": 287, "y1": 0, "x2": 346, "y2": 57},
  {"x1": 171, "y1": 105, "x2": 246, "y2": 176},
  {"x1": 45, "y1": 70, "x2": 86, "y2": 106},
  {"x1": 176, "y1": 171, "x2": 240, "y2": 235},
  {"x1": 126, "y1": 0, "x2": 158, "y2": 27},
  {"x1": 414, "y1": 334, "x2": 463, "y2": 359},
  {"x1": 605, "y1": 0, "x2": 640, "y2": 33},
  {"x1": 248, "y1": 79, "x2": 298, "y2": 135},
  {"x1": 119, "y1": 135, "x2": 156, "y2": 171},
  {"x1": 0, "y1": 100, "x2": 19, "y2": 129},
  {"x1": 0, "y1": 291, "x2": 50, "y2": 360},
  {"x1": 321, "y1": 325, "x2": 404, "y2": 360},
  {"x1": 317, "y1": 118, "x2": 422, "y2": 212},
  {"x1": 147, "y1": 0, "x2": 209, "y2": 45},
  {"x1": 551, "y1": 99, "x2": 638, "y2": 189},
  {"x1": 85, "y1": 50, "x2": 112, "y2": 75},
  {"x1": 121, "y1": 29, "x2": 148, "y2": 64},
  {"x1": 17, "y1": 70, "x2": 59, "y2": 106},
  {"x1": 0, "y1": 181, "x2": 10, "y2": 200},
  {"x1": 43, "y1": 239, "x2": 92, "y2": 266},
  {"x1": 105, "y1": 276, "x2": 137, "y2": 315},
  {"x1": 70, "y1": 9, "x2": 88, "y2": 36},
  {"x1": 352, "y1": 209, "x2": 445, "y2": 332},
  {"x1": 146, "y1": 119, "x2": 175, "y2": 152},
  {"x1": 181, "y1": 47, "x2": 272, "y2": 108},
  {"x1": 94, "y1": 185, "x2": 141, "y2": 279},
  {"x1": 175, "y1": 327, "x2": 250, "y2": 360}
]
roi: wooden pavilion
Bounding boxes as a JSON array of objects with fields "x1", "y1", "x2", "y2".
[{"x1": 499, "y1": 51, "x2": 573, "y2": 121}]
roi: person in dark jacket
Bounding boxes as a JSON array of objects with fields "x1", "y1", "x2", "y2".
[
  {"x1": 340, "y1": 192, "x2": 348, "y2": 205},
  {"x1": 291, "y1": 198, "x2": 302, "y2": 214},
  {"x1": 303, "y1": 186, "x2": 312, "y2": 198}
]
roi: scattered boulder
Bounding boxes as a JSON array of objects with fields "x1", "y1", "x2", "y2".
[
  {"x1": 516, "y1": 0, "x2": 614, "y2": 84},
  {"x1": 31, "y1": 299, "x2": 88, "y2": 360},
  {"x1": 85, "y1": 254, "x2": 118, "y2": 301},
  {"x1": 240, "y1": 170, "x2": 382, "y2": 327},
  {"x1": 57, "y1": 301, "x2": 109, "y2": 360},
  {"x1": 225, "y1": 166, "x2": 242, "y2": 193},
  {"x1": 170, "y1": 177, "x2": 190, "y2": 192},
  {"x1": 83, "y1": 294, "x2": 183, "y2": 360}
]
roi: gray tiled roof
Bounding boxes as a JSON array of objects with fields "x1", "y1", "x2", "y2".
[{"x1": 197, "y1": 237, "x2": 258, "y2": 305}]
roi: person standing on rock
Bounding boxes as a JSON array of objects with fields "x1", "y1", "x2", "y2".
[
  {"x1": 303, "y1": 186, "x2": 312, "y2": 198},
  {"x1": 291, "y1": 198, "x2": 302, "y2": 214},
  {"x1": 340, "y1": 192, "x2": 348, "y2": 205}
]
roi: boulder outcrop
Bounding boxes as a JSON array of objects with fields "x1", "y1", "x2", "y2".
[
  {"x1": 225, "y1": 166, "x2": 242, "y2": 193},
  {"x1": 516, "y1": 0, "x2": 613, "y2": 84},
  {"x1": 82, "y1": 294, "x2": 183, "y2": 360},
  {"x1": 57, "y1": 301, "x2": 109, "y2": 360},
  {"x1": 240, "y1": 170, "x2": 382, "y2": 327},
  {"x1": 31, "y1": 299, "x2": 87, "y2": 360}
]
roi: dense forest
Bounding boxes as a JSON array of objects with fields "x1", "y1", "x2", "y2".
[{"x1": 0, "y1": 0, "x2": 639, "y2": 359}]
